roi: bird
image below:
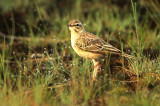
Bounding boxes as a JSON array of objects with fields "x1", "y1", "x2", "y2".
[{"x1": 67, "y1": 19, "x2": 136, "y2": 80}]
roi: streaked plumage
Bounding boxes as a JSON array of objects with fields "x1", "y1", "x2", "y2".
[{"x1": 68, "y1": 19, "x2": 136, "y2": 80}]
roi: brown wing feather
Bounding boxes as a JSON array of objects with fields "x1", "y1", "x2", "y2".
[
  {"x1": 75, "y1": 32, "x2": 121, "y2": 53},
  {"x1": 75, "y1": 37, "x2": 104, "y2": 52},
  {"x1": 75, "y1": 32, "x2": 136, "y2": 59}
]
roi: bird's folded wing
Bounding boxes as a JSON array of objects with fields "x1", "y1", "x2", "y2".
[
  {"x1": 75, "y1": 37, "x2": 122, "y2": 54},
  {"x1": 75, "y1": 33, "x2": 136, "y2": 59},
  {"x1": 75, "y1": 37, "x2": 104, "y2": 52}
]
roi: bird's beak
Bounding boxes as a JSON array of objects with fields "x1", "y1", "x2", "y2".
[{"x1": 67, "y1": 24, "x2": 72, "y2": 27}]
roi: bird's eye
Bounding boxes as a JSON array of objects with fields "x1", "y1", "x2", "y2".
[{"x1": 76, "y1": 24, "x2": 80, "y2": 26}]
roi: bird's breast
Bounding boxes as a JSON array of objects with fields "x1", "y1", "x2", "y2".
[{"x1": 70, "y1": 32, "x2": 103, "y2": 59}]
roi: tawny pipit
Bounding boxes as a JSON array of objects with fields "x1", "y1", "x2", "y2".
[{"x1": 68, "y1": 19, "x2": 135, "y2": 80}]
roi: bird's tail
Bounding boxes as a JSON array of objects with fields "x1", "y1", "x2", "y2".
[
  {"x1": 103, "y1": 44, "x2": 137, "y2": 60},
  {"x1": 122, "y1": 53, "x2": 137, "y2": 60}
]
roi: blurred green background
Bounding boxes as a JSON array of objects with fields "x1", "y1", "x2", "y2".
[{"x1": 0, "y1": 0, "x2": 160, "y2": 106}]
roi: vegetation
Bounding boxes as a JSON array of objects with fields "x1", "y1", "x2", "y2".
[{"x1": 0, "y1": 0, "x2": 160, "y2": 105}]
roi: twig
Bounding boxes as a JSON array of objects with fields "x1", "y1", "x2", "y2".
[
  {"x1": 1, "y1": 56, "x2": 59, "y2": 64},
  {"x1": 0, "y1": 32, "x2": 70, "y2": 44}
]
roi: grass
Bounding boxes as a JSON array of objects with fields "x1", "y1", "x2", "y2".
[{"x1": 0, "y1": 0, "x2": 160, "y2": 105}]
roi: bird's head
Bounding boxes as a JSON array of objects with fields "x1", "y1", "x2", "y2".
[{"x1": 67, "y1": 19, "x2": 84, "y2": 34}]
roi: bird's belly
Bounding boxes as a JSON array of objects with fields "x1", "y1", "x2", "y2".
[{"x1": 72, "y1": 46, "x2": 103, "y2": 60}]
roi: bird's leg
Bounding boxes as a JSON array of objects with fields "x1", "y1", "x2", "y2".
[{"x1": 92, "y1": 59, "x2": 101, "y2": 80}]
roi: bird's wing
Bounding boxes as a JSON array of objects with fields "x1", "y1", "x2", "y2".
[
  {"x1": 75, "y1": 32, "x2": 136, "y2": 59},
  {"x1": 75, "y1": 32, "x2": 122, "y2": 54},
  {"x1": 75, "y1": 37, "x2": 103, "y2": 52}
]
